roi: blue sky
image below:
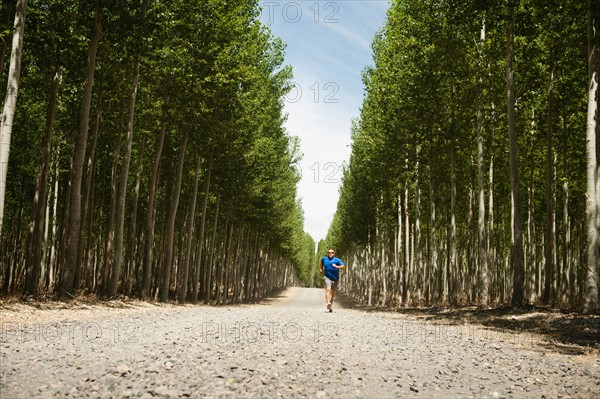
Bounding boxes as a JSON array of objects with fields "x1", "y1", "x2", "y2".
[{"x1": 259, "y1": 0, "x2": 390, "y2": 243}]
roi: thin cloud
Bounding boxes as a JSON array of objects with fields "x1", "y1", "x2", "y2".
[{"x1": 322, "y1": 22, "x2": 372, "y2": 53}]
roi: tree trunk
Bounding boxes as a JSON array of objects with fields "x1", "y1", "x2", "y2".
[
  {"x1": 507, "y1": 0, "x2": 525, "y2": 307},
  {"x1": 477, "y1": 18, "x2": 488, "y2": 306},
  {"x1": 0, "y1": 0, "x2": 27, "y2": 236},
  {"x1": 101, "y1": 125, "x2": 122, "y2": 296},
  {"x1": 179, "y1": 155, "x2": 201, "y2": 303},
  {"x1": 47, "y1": 145, "x2": 60, "y2": 291},
  {"x1": 78, "y1": 92, "x2": 102, "y2": 291},
  {"x1": 126, "y1": 134, "x2": 145, "y2": 295},
  {"x1": 397, "y1": 190, "x2": 404, "y2": 305},
  {"x1": 25, "y1": 66, "x2": 59, "y2": 295},
  {"x1": 450, "y1": 130, "x2": 458, "y2": 305},
  {"x1": 414, "y1": 151, "x2": 422, "y2": 305},
  {"x1": 252, "y1": 237, "x2": 262, "y2": 301},
  {"x1": 467, "y1": 178, "x2": 475, "y2": 303},
  {"x1": 527, "y1": 121, "x2": 537, "y2": 302},
  {"x1": 194, "y1": 155, "x2": 212, "y2": 302},
  {"x1": 221, "y1": 220, "x2": 234, "y2": 305},
  {"x1": 584, "y1": 0, "x2": 598, "y2": 313},
  {"x1": 232, "y1": 226, "x2": 245, "y2": 303},
  {"x1": 543, "y1": 61, "x2": 555, "y2": 304},
  {"x1": 140, "y1": 94, "x2": 169, "y2": 300},
  {"x1": 109, "y1": 59, "x2": 140, "y2": 298},
  {"x1": 60, "y1": 0, "x2": 101, "y2": 299},
  {"x1": 243, "y1": 230, "x2": 254, "y2": 303},
  {"x1": 40, "y1": 154, "x2": 51, "y2": 288},
  {"x1": 214, "y1": 217, "x2": 226, "y2": 305},
  {"x1": 205, "y1": 192, "x2": 220, "y2": 304},
  {"x1": 488, "y1": 103, "x2": 496, "y2": 303},
  {"x1": 216, "y1": 217, "x2": 230, "y2": 305},
  {"x1": 562, "y1": 119, "x2": 571, "y2": 303},
  {"x1": 158, "y1": 134, "x2": 187, "y2": 302}
]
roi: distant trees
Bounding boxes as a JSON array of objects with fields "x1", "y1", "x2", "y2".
[
  {"x1": 0, "y1": 0, "x2": 313, "y2": 301},
  {"x1": 328, "y1": 0, "x2": 599, "y2": 310}
]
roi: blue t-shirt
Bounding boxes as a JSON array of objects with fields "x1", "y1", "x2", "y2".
[{"x1": 321, "y1": 256, "x2": 344, "y2": 281}]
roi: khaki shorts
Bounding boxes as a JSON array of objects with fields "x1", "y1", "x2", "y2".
[{"x1": 324, "y1": 277, "x2": 338, "y2": 291}]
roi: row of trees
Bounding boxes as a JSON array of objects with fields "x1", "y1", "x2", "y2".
[
  {"x1": 326, "y1": 0, "x2": 598, "y2": 311},
  {"x1": 0, "y1": 0, "x2": 316, "y2": 302}
]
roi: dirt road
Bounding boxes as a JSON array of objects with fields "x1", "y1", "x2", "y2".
[{"x1": 1, "y1": 287, "x2": 598, "y2": 398}]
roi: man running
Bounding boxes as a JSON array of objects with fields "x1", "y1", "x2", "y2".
[{"x1": 320, "y1": 248, "x2": 345, "y2": 312}]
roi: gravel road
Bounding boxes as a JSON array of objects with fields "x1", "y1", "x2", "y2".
[{"x1": 1, "y1": 287, "x2": 598, "y2": 398}]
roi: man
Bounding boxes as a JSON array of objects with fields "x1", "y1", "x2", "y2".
[{"x1": 320, "y1": 248, "x2": 345, "y2": 312}]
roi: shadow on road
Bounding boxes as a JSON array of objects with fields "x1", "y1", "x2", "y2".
[{"x1": 337, "y1": 293, "x2": 600, "y2": 355}]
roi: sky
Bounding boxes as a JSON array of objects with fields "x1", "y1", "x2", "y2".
[{"x1": 258, "y1": 0, "x2": 390, "y2": 243}]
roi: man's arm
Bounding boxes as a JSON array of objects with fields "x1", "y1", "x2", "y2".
[
  {"x1": 335, "y1": 259, "x2": 345, "y2": 270},
  {"x1": 319, "y1": 258, "x2": 324, "y2": 274}
]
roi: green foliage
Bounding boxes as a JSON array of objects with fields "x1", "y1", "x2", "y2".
[
  {"x1": 1, "y1": 0, "x2": 313, "y2": 297},
  {"x1": 328, "y1": 0, "x2": 590, "y2": 306}
]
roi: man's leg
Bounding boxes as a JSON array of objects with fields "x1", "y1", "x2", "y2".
[
  {"x1": 330, "y1": 280, "x2": 337, "y2": 307},
  {"x1": 324, "y1": 277, "x2": 332, "y2": 309}
]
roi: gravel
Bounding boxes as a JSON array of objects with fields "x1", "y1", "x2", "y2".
[{"x1": 1, "y1": 287, "x2": 598, "y2": 398}]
